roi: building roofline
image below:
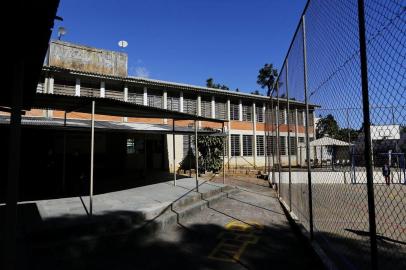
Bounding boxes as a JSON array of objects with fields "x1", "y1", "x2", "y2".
[{"x1": 43, "y1": 65, "x2": 319, "y2": 108}]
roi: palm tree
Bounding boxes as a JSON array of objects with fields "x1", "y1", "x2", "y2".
[{"x1": 257, "y1": 63, "x2": 279, "y2": 96}]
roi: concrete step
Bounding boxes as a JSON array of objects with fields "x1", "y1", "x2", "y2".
[{"x1": 28, "y1": 184, "x2": 239, "y2": 250}]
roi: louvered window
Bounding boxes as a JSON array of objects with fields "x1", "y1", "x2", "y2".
[
  {"x1": 256, "y1": 107, "x2": 264, "y2": 122},
  {"x1": 230, "y1": 104, "x2": 239, "y2": 120},
  {"x1": 128, "y1": 92, "x2": 143, "y2": 105},
  {"x1": 279, "y1": 109, "x2": 286, "y2": 124},
  {"x1": 280, "y1": 136, "x2": 287, "y2": 155},
  {"x1": 184, "y1": 98, "x2": 197, "y2": 115},
  {"x1": 148, "y1": 94, "x2": 162, "y2": 108},
  {"x1": 167, "y1": 96, "x2": 180, "y2": 111},
  {"x1": 215, "y1": 102, "x2": 227, "y2": 120},
  {"x1": 266, "y1": 136, "x2": 277, "y2": 155},
  {"x1": 201, "y1": 100, "x2": 211, "y2": 118},
  {"x1": 105, "y1": 89, "x2": 123, "y2": 100},
  {"x1": 53, "y1": 83, "x2": 75, "y2": 96},
  {"x1": 297, "y1": 110, "x2": 304, "y2": 125},
  {"x1": 231, "y1": 134, "x2": 240, "y2": 156},
  {"x1": 289, "y1": 136, "x2": 297, "y2": 155},
  {"x1": 242, "y1": 105, "x2": 252, "y2": 122},
  {"x1": 242, "y1": 135, "x2": 253, "y2": 156},
  {"x1": 256, "y1": 135, "x2": 264, "y2": 156}
]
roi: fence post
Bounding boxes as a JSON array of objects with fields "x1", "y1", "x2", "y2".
[
  {"x1": 286, "y1": 60, "x2": 292, "y2": 211},
  {"x1": 357, "y1": 0, "x2": 378, "y2": 268},
  {"x1": 302, "y1": 14, "x2": 314, "y2": 240}
]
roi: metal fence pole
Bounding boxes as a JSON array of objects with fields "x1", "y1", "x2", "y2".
[
  {"x1": 302, "y1": 14, "x2": 314, "y2": 240},
  {"x1": 357, "y1": 0, "x2": 378, "y2": 268},
  {"x1": 286, "y1": 60, "x2": 292, "y2": 211},
  {"x1": 194, "y1": 120, "x2": 199, "y2": 192},
  {"x1": 276, "y1": 89, "x2": 281, "y2": 196},
  {"x1": 222, "y1": 122, "x2": 226, "y2": 184},
  {"x1": 173, "y1": 120, "x2": 176, "y2": 186},
  {"x1": 89, "y1": 100, "x2": 95, "y2": 217}
]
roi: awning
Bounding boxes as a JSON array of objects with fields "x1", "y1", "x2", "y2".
[
  {"x1": 28, "y1": 93, "x2": 227, "y2": 123},
  {"x1": 310, "y1": 136, "x2": 353, "y2": 146},
  {"x1": 0, "y1": 115, "x2": 224, "y2": 135}
]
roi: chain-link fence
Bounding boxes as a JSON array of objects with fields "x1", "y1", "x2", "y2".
[{"x1": 267, "y1": 1, "x2": 405, "y2": 269}]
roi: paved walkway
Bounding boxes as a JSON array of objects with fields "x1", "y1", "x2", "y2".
[{"x1": 27, "y1": 176, "x2": 324, "y2": 270}]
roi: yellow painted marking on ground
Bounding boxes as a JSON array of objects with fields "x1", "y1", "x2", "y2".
[{"x1": 208, "y1": 220, "x2": 263, "y2": 263}]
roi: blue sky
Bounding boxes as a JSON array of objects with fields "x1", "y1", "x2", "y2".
[{"x1": 52, "y1": 0, "x2": 307, "y2": 94}]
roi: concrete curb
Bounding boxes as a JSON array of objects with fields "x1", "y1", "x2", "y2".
[{"x1": 278, "y1": 197, "x2": 338, "y2": 270}]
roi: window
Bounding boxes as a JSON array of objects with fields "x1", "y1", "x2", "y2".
[
  {"x1": 128, "y1": 92, "x2": 143, "y2": 105},
  {"x1": 148, "y1": 94, "x2": 162, "y2": 108},
  {"x1": 127, "y1": 138, "x2": 135, "y2": 154},
  {"x1": 297, "y1": 110, "x2": 304, "y2": 125},
  {"x1": 298, "y1": 137, "x2": 305, "y2": 143},
  {"x1": 167, "y1": 96, "x2": 180, "y2": 111},
  {"x1": 230, "y1": 103, "x2": 239, "y2": 120},
  {"x1": 183, "y1": 135, "x2": 195, "y2": 158},
  {"x1": 243, "y1": 135, "x2": 253, "y2": 156},
  {"x1": 216, "y1": 102, "x2": 227, "y2": 120},
  {"x1": 256, "y1": 107, "x2": 264, "y2": 122},
  {"x1": 231, "y1": 134, "x2": 240, "y2": 156},
  {"x1": 289, "y1": 137, "x2": 297, "y2": 155},
  {"x1": 201, "y1": 100, "x2": 211, "y2": 118},
  {"x1": 288, "y1": 110, "x2": 296, "y2": 124},
  {"x1": 256, "y1": 135, "x2": 264, "y2": 156},
  {"x1": 184, "y1": 98, "x2": 197, "y2": 115},
  {"x1": 308, "y1": 112, "x2": 314, "y2": 126},
  {"x1": 280, "y1": 136, "x2": 287, "y2": 155},
  {"x1": 279, "y1": 109, "x2": 286, "y2": 124},
  {"x1": 242, "y1": 105, "x2": 252, "y2": 122},
  {"x1": 266, "y1": 136, "x2": 276, "y2": 155}
]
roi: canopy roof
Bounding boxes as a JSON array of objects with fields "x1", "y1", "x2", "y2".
[
  {"x1": 310, "y1": 136, "x2": 352, "y2": 146},
  {"x1": 0, "y1": 116, "x2": 224, "y2": 135},
  {"x1": 30, "y1": 93, "x2": 227, "y2": 123}
]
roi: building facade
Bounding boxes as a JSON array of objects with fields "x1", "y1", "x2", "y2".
[{"x1": 3, "y1": 41, "x2": 317, "y2": 173}]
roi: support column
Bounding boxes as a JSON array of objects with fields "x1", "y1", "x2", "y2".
[
  {"x1": 211, "y1": 96, "x2": 215, "y2": 118},
  {"x1": 238, "y1": 99, "x2": 243, "y2": 121},
  {"x1": 227, "y1": 99, "x2": 231, "y2": 167},
  {"x1": 100, "y1": 81, "x2": 105, "y2": 97},
  {"x1": 194, "y1": 120, "x2": 199, "y2": 192},
  {"x1": 89, "y1": 100, "x2": 95, "y2": 216},
  {"x1": 75, "y1": 78, "x2": 80, "y2": 96},
  {"x1": 123, "y1": 85, "x2": 128, "y2": 122},
  {"x1": 163, "y1": 90, "x2": 168, "y2": 124},
  {"x1": 197, "y1": 95, "x2": 201, "y2": 128},
  {"x1": 4, "y1": 61, "x2": 23, "y2": 270},
  {"x1": 180, "y1": 91, "x2": 184, "y2": 112},
  {"x1": 143, "y1": 86, "x2": 148, "y2": 106},
  {"x1": 47, "y1": 76, "x2": 54, "y2": 118},
  {"x1": 295, "y1": 109, "x2": 299, "y2": 166}
]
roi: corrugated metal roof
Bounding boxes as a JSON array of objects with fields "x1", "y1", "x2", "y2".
[{"x1": 0, "y1": 115, "x2": 222, "y2": 135}]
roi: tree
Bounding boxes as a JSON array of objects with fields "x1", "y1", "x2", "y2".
[
  {"x1": 206, "y1": 78, "x2": 229, "y2": 90},
  {"x1": 316, "y1": 114, "x2": 339, "y2": 139},
  {"x1": 257, "y1": 63, "x2": 279, "y2": 96}
]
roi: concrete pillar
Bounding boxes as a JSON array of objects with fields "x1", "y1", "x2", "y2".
[
  {"x1": 123, "y1": 85, "x2": 128, "y2": 122},
  {"x1": 211, "y1": 96, "x2": 215, "y2": 118},
  {"x1": 47, "y1": 76, "x2": 54, "y2": 118},
  {"x1": 197, "y1": 95, "x2": 201, "y2": 116},
  {"x1": 75, "y1": 78, "x2": 80, "y2": 96},
  {"x1": 100, "y1": 81, "x2": 105, "y2": 97},
  {"x1": 180, "y1": 91, "x2": 184, "y2": 112},
  {"x1": 44, "y1": 77, "x2": 49, "y2": 94},
  {"x1": 240, "y1": 134, "x2": 243, "y2": 157},
  {"x1": 143, "y1": 86, "x2": 148, "y2": 106},
  {"x1": 239, "y1": 99, "x2": 243, "y2": 121},
  {"x1": 253, "y1": 102, "x2": 257, "y2": 167},
  {"x1": 163, "y1": 90, "x2": 167, "y2": 124}
]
